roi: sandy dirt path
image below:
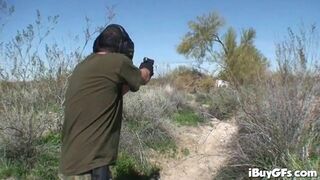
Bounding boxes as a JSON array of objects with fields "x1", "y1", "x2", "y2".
[{"x1": 159, "y1": 120, "x2": 238, "y2": 180}]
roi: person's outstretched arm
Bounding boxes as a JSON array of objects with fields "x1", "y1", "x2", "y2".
[{"x1": 122, "y1": 67, "x2": 150, "y2": 95}]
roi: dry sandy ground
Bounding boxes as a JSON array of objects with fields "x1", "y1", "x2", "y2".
[{"x1": 157, "y1": 119, "x2": 238, "y2": 180}]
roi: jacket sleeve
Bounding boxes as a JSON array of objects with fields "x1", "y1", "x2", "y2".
[{"x1": 119, "y1": 59, "x2": 143, "y2": 92}]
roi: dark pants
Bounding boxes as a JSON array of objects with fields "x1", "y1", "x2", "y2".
[
  {"x1": 90, "y1": 166, "x2": 112, "y2": 180},
  {"x1": 59, "y1": 166, "x2": 112, "y2": 180}
]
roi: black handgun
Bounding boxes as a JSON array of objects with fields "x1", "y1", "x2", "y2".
[{"x1": 143, "y1": 57, "x2": 154, "y2": 65}]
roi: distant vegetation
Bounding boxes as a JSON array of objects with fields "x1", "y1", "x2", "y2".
[
  {"x1": 0, "y1": 1, "x2": 319, "y2": 179},
  {"x1": 176, "y1": 11, "x2": 319, "y2": 179}
]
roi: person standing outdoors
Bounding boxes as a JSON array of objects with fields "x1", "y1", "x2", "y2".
[{"x1": 59, "y1": 24, "x2": 154, "y2": 180}]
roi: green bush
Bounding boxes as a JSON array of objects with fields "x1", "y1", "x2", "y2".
[
  {"x1": 0, "y1": 132, "x2": 61, "y2": 179},
  {"x1": 30, "y1": 132, "x2": 61, "y2": 179},
  {"x1": 0, "y1": 159, "x2": 27, "y2": 179},
  {"x1": 181, "y1": 148, "x2": 190, "y2": 156},
  {"x1": 113, "y1": 152, "x2": 138, "y2": 178},
  {"x1": 112, "y1": 152, "x2": 160, "y2": 180},
  {"x1": 30, "y1": 151, "x2": 59, "y2": 180},
  {"x1": 145, "y1": 135, "x2": 177, "y2": 154},
  {"x1": 37, "y1": 132, "x2": 61, "y2": 145},
  {"x1": 173, "y1": 109, "x2": 204, "y2": 126}
]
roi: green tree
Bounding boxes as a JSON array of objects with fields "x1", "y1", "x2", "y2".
[
  {"x1": 177, "y1": 12, "x2": 225, "y2": 67},
  {"x1": 177, "y1": 12, "x2": 268, "y2": 85},
  {"x1": 219, "y1": 28, "x2": 268, "y2": 85}
]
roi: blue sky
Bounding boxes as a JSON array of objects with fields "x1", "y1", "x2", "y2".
[{"x1": 2, "y1": 0, "x2": 320, "y2": 72}]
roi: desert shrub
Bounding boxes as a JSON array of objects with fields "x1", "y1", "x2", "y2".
[
  {"x1": 122, "y1": 85, "x2": 183, "y2": 130},
  {"x1": 0, "y1": 10, "x2": 82, "y2": 178},
  {"x1": 0, "y1": 10, "x2": 68, "y2": 173},
  {"x1": 121, "y1": 119, "x2": 177, "y2": 155},
  {"x1": 0, "y1": 5, "x2": 122, "y2": 179},
  {"x1": 206, "y1": 87, "x2": 239, "y2": 120},
  {"x1": 122, "y1": 86, "x2": 180, "y2": 154},
  {"x1": 217, "y1": 78, "x2": 320, "y2": 179},
  {"x1": 194, "y1": 93, "x2": 211, "y2": 105},
  {"x1": 160, "y1": 66, "x2": 215, "y2": 93},
  {"x1": 120, "y1": 86, "x2": 187, "y2": 174},
  {"x1": 195, "y1": 88, "x2": 239, "y2": 120},
  {"x1": 123, "y1": 86, "x2": 184, "y2": 121},
  {"x1": 0, "y1": 83, "x2": 58, "y2": 167},
  {"x1": 216, "y1": 26, "x2": 320, "y2": 179},
  {"x1": 0, "y1": 131, "x2": 61, "y2": 179},
  {"x1": 0, "y1": 68, "x2": 69, "y2": 178}
]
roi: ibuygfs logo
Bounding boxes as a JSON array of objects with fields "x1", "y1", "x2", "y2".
[{"x1": 248, "y1": 168, "x2": 318, "y2": 179}]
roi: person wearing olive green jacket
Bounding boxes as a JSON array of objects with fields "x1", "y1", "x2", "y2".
[{"x1": 59, "y1": 24, "x2": 154, "y2": 180}]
